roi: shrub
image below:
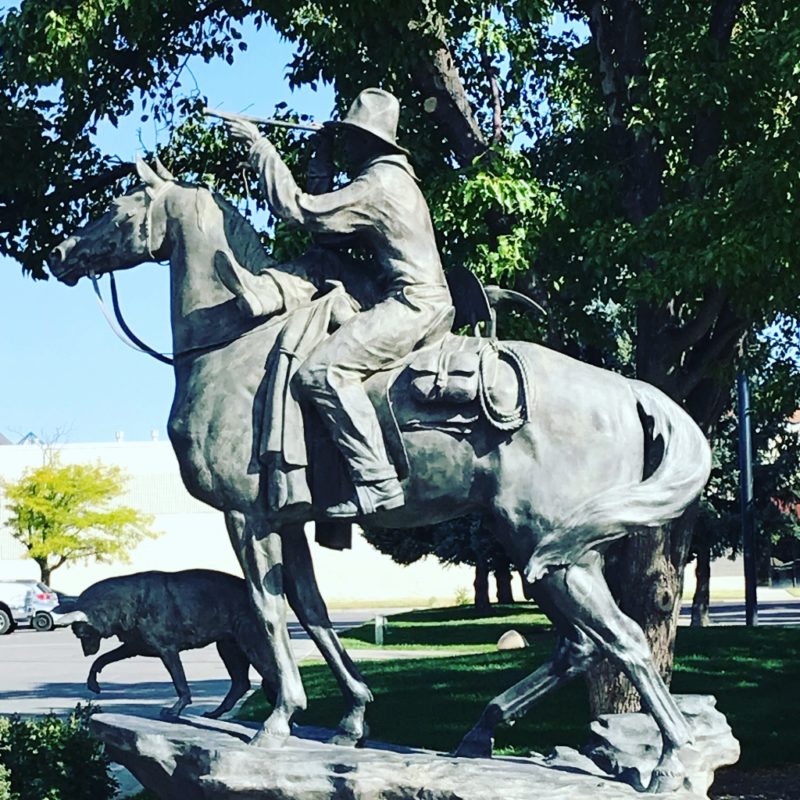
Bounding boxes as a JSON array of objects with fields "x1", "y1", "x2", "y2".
[{"x1": 0, "y1": 704, "x2": 117, "y2": 800}]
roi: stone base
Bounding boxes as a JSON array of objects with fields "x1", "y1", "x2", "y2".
[
  {"x1": 581, "y1": 694, "x2": 740, "y2": 794},
  {"x1": 91, "y1": 700, "x2": 738, "y2": 800}
]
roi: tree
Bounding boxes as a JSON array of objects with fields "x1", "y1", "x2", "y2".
[
  {"x1": 364, "y1": 516, "x2": 516, "y2": 613},
  {"x1": 2, "y1": 456, "x2": 158, "y2": 584},
  {"x1": 2, "y1": 0, "x2": 799, "y2": 712},
  {"x1": 690, "y1": 331, "x2": 800, "y2": 625}
]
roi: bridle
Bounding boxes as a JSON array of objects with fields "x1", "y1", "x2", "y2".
[{"x1": 89, "y1": 181, "x2": 175, "y2": 366}]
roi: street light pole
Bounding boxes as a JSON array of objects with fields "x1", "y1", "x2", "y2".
[{"x1": 737, "y1": 369, "x2": 758, "y2": 626}]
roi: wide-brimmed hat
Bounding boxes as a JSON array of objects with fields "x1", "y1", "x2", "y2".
[{"x1": 325, "y1": 88, "x2": 410, "y2": 156}]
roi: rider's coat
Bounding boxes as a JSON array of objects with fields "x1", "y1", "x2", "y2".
[{"x1": 248, "y1": 138, "x2": 454, "y2": 487}]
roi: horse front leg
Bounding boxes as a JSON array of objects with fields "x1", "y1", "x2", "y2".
[
  {"x1": 225, "y1": 511, "x2": 306, "y2": 747},
  {"x1": 282, "y1": 526, "x2": 373, "y2": 746}
]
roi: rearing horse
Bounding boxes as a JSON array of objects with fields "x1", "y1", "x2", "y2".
[{"x1": 50, "y1": 159, "x2": 711, "y2": 793}]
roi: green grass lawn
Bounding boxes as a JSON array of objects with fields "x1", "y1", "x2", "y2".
[
  {"x1": 239, "y1": 607, "x2": 800, "y2": 772},
  {"x1": 339, "y1": 602, "x2": 552, "y2": 652}
]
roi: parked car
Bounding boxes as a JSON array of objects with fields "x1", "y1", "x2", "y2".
[
  {"x1": 0, "y1": 580, "x2": 34, "y2": 634},
  {"x1": 28, "y1": 582, "x2": 60, "y2": 631},
  {"x1": 0, "y1": 580, "x2": 62, "y2": 634}
]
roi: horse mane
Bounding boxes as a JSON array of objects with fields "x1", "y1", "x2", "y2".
[{"x1": 208, "y1": 189, "x2": 277, "y2": 276}]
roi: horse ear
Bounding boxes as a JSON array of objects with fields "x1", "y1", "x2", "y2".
[
  {"x1": 135, "y1": 157, "x2": 165, "y2": 189},
  {"x1": 153, "y1": 157, "x2": 176, "y2": 182}
]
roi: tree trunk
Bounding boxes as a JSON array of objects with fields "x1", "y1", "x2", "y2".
[
  {"x1": 36, "y1": 559, "x2": 51, "y2": 586},
  {"x1": 691, "y1": 546, "x2": 711, "y2": 626},
  {"x1": 494, "y1": 562, "x2": 515, "y2": 604},
  {"x1": 474, "y1": 561, "x2": 491, "y2": 614},
  {"x1": 587, "y1": 523, "x2": 689, "y2": 716}
]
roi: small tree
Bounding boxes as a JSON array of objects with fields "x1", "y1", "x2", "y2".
[{"x1": 2, "y1": 456, "x2": 158, "y2": 585}]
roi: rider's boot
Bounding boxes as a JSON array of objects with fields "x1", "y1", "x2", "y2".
[
  {"x1": 325, "y1": 475, "x2": 405, "y2": 519},
  {"x1": 214, "y1": 250, "x2": 284, "y2": 318}
]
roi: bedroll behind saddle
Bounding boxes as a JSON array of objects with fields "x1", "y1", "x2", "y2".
[{"x1": 397, "y1": 334, "x2": 532, "y2": 434}]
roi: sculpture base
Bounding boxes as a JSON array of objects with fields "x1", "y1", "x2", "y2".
[{"x1": 91, "y1": 697, "x2": 738, "y2": 800}]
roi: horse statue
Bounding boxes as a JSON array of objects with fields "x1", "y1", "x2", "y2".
[{"x1": 49, "y1": 159, "x2": 711, "y2": 793}]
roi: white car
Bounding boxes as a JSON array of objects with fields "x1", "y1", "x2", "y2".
[{"x1": 0, "y1": 580, "x2": 60, "y2": 634}]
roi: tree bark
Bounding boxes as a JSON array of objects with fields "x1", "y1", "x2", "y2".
[
  {"x1": 474, "y1": 561, "x2": 491, "y2": 614},
  {"x1": 494, "y1": 563, "x2": 515, "y2": 604},
  {"x1": 587, "y1": 524, "x2": 686, "y2": 715},
  {"x1": 37, "y1": 561, "x2": 52, "y2": 586},
  {"x1": 691, "y1": 547, "x2": 711, "y2": 627}
]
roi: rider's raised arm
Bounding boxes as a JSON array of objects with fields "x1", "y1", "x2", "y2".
[{"x1": 249, "y1": 138, "x2": 377, "y2": 236}]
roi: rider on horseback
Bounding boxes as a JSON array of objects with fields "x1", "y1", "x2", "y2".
[{"x1": 224, "y1": 88, "x2": 454, "y2": 519}]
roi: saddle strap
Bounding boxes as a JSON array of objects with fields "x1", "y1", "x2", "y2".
[{"x1": 478, "y1": 343, "x2": 530, "y2": 432}]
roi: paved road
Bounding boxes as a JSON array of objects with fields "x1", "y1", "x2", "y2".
[{"x1": 678, "y1": 598, "x2": 800, "y2": 626}]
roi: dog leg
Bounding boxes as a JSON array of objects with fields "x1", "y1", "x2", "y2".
[
  {"x1": 205, "y1": 639, "x2": 252, "y2": 719},
  {"x1": 159, "y1": 648, "x2": 192, "y2": 720},
  {"x1": 87, "y1": 642, "x2": 141, "y2": 694}
]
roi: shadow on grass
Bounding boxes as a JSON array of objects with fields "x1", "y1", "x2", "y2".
[
  {"x1": 239, "y1": 621, "x2": 800, "y2": 773},
  {"x1": 672, "y1": 626, "x2": 800, "y2": 770}
]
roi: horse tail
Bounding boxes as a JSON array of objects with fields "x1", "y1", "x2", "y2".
[{"x1": 525, "y1": 380, "x2": 712, "y2": 582}]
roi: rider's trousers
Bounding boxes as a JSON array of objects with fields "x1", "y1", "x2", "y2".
[{"x1": 294, "y1": 284, "x2": 453, "y2": 485}]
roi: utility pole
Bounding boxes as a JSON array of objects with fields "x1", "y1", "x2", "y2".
[{"x1": 737, "y1": 369, "x2": 758, "y2": 626}]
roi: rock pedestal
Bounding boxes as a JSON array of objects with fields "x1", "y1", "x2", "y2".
[{"x1": 92, "y1": 697, "x2": 738, "y2": 800}]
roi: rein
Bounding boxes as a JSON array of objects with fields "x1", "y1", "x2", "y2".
[
  {"x1": 90, "y1": 273, "x2": 174, "y2": 365},
  {"x1": 89, "y1": 179, "x2": 174, "y2": 366}
]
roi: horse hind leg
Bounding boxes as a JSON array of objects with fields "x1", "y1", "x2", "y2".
[
  {"x1": 224, "y1": 510, "x2": 307, "y2": 747},
  {"x1": 455, "y1": 631, "x2": 597, "y2": 758},
  {"x1": 282, "y1": 526, "x2": 373, "y2": 746},
  {"x1": 554, "y1": 553, "x2": 691, "y2": 793}
]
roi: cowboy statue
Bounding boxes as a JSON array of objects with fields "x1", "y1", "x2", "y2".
[{"x1": 222, "y1": 88, "x2": 454, "y2": 519}]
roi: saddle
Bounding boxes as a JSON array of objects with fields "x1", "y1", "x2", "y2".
[{"x1": 258, "y1": 278, "x2": 532, "y2": 548}]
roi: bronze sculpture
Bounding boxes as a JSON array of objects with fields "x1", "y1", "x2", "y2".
[
  {"x1": 57, "y1": 570, "x2": 278, "y2": 720},
  {"x1": 48, "y1": 89, "x2": 712, "y2": 791}
]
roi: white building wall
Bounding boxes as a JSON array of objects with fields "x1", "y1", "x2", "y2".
[{"x1": 0, "y1": 440, "x2": 475, "y2": 605}]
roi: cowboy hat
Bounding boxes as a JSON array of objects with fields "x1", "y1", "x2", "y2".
[{"x1": 325, "y1": 88, "x2": 410, "y2": 156}]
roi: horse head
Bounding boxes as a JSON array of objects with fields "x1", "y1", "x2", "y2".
[{"x1": 48, "y1": 158, "x2": 175, "y2": 285}]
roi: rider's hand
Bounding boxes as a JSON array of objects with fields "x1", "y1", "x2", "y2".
[{"x1": 224, "y1": 118, "x2": 262, "y2": 146}]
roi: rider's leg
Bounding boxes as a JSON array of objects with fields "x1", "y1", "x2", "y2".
[
  {"x1": 214, "y1": 250, "x2": 284, "y2": 318},
  {"x1": 293, "y1": 296, "x2": 422, "y2": 516}
]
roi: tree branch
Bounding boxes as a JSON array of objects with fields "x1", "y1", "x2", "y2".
[
  {"x1": 41, "y1": 162, "x2": 133, "y2": 211},
  {"x1": 676, "y1": 305, "x2": 746, "y2": 401},
  {"x1": 411, "y1": 43, "x2": 487, "y2": 166},
  {"x1": 664, "y1": 287, "x2": 727, "y2": 356},
  {"x1": 689, "y1": 0, "x2": 744, "y2": 168},
  {"x1": 479, "y1": 43, "x2": 504, "y2": 144},
  {"x1": 586, "y1": 1, "x2": 625, "y2": 129}
]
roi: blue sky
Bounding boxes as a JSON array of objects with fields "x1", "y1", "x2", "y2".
[{"x1": 0, "y1": 22, "x2": 334, "y2": 444}]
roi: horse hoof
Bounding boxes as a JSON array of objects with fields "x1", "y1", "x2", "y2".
[
  {"x1": 454, "y1": 732, "x2": 493, "y2": 759},
  {"x1": 645, "y1": 767, "x2": 684, "y2": 794},
  {"x1": 159, "y1": 708, "x2": 180, "y2": 722},
  {"x1": 328, "y1": 722, "x2": 369, "y2": 748},
  {"x1": 249, "y1": 728, "x2": 289, "y2": 749},
  {"x1": 203, "y1": 709, "x2": 223, "y2": 719}
]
